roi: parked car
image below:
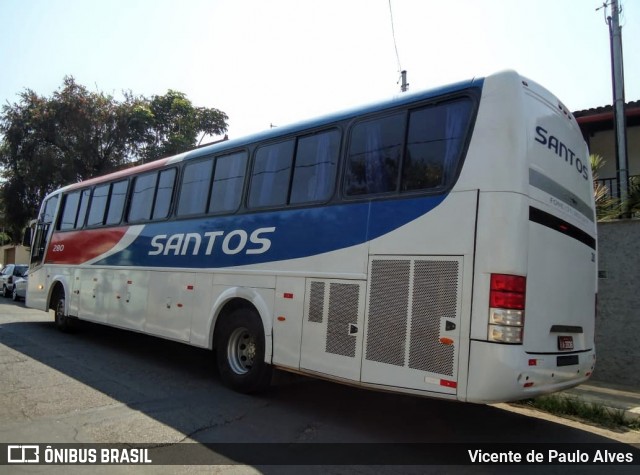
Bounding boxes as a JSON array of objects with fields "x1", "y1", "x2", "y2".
[
  {"x1": 13, "y1": 273, "x2": 28, "y2": 302},
  {"x1": 0, "y1": 264, "x2": 29, "y2": 298}
]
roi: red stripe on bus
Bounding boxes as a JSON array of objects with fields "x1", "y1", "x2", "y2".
[{"x1": 45, "y1": 227, "x2": 129, "y2": 264}]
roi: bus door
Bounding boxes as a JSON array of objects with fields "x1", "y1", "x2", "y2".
[
  {"x1": 300, "y1": 279, "x2": 366, "y2": 381},
  {"x1": 361, "y1": 256, "x2": 463, "y2": 395}
]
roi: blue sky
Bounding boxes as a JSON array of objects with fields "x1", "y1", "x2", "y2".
[{"x1": 1, "y1": 0, "x2": 638, "y2": 139}]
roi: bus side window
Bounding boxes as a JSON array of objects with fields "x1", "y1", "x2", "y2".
[
  {"x1": 177, "y1": 159, "x2": 214, "y2": 216},
  {"x1": 345, "y1": 113, "x2": 404, "y2": 196},
  {"x1": 249, "y1": 140, "x2": 295, "y2": 208},
  {"x1": 290, "y1": 130, "x2": 339, "y2": 204},
  {"x1": 87, "y1": 184, "x2": 110, "y2": 226},
  {"x1": 85, "y1": 179, "x2": 128, "y2": 227},
  {"x1": 129, "y1": 172, "x2": 157, "y2": 222},
  {"x1": 105, "y1": 180, "x2": 128, "y2": 225},
  {"x1": 76, "y1": 189, "x2": 91, "y2": 228},
  {"x1": 209, "y1": 152, "x2": 247, "y2": 214},
  {"x1": 152, "y1": 168, "x2": 176, "y2": 220},
  {"x1": 59, "y1": 192, "x2": 81, "y2": 231},
  {"x1": 41, "y1": 195, "x2": 59, "y2": 224},
  {"x1": 402, "y1": 99, "x2": 472, "y2": 192}
]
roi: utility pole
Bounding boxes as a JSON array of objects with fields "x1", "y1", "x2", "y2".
[{"x1": 606, "y1": 0, "x2": 629, "y2": 208}]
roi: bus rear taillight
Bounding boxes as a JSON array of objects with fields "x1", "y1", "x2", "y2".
[{"x1": 488, "y1": 274, "x2": 526, "y2": 344}]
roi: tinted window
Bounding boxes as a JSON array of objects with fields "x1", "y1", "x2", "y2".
[
  {"x1": 249, "y1": 140, "x2": 295, "y2": 208},
  {"x1": 87, "y1": 184, "x2": 109, "y2": 226},
  {"x1": 402, "y1": 99, "x2": 472, "y2": 191},
  {"x1": 346, "y1": 113, "x2": 404, "y2": 195},
  {"x1": 42, "y1": 195, "x2": 59, "y2": 224},
  {"x1": 290, "y1": 130, "x2": 339, "y2": 204},
  {"x1": 129, "y1": 172, "x2": 157, "y2": 222},
  {"x1": 76, "y1": 189, "x2": 91, "y2": 228},
  {"x1": 60, "y1": 192, "x2": 81, "y2": 231},
  {"x1": 177, "y1": 159, "x2": 213, "y2": 216},
  {"x1": 153, "y1": 169, "x2": 176, "y2": 219},
  {"x1": 105, "y1": 180, "x2": 128, "y2": 225},
  {"x1": 209, "y1": 152, "x2": 247, "y2": 214}
]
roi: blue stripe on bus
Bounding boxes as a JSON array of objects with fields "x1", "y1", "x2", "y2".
[{"x1": 94, "y1": 194, "x2": 447, "y2": 268}]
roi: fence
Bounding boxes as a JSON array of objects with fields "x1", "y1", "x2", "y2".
[{"x1": 596, "y1": 174, "x2": 640, "y2": 199}]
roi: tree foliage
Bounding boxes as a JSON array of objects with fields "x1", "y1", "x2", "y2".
[
  {"x1": 591, "y1": 154, "x2": 640, "y2": 221},
  {"x1": 133, "y1": 90, "x2": 228, "y2": 163},
  {"x1": 0, "y1": 77, "x2": 228, "y2": 242},
  {"x1": 591, "y1": 154, "x2": 621, "y2": 221}
]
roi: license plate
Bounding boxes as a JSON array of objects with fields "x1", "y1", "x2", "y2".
[{"x1": 558, "y1": 336, "x2": 574, "y2": 351}]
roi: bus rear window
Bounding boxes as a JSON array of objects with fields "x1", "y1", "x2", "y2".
[
  {"x1": 345, "y1": 98, "x2": 473, "y2": 196},
  {"x1": 402, "y1": 99, "x2": 472, "y2": 192}
]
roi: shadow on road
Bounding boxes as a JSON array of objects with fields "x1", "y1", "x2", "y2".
[{"x1": 2, "y1": 303, "x2": 639, "y2": 468}]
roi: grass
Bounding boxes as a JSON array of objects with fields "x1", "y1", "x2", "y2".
[{"x1": 516, "y1": 395, "x2": 639, "y2": 430}]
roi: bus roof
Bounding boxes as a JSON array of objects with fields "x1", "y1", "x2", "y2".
[{"x1": 59, "y1": 76, "x2": 484, "y2": 195}]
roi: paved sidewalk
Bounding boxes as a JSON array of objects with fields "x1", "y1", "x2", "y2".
[{"x1": 559, "y1": 380, "x2": 640, "y2": 423}]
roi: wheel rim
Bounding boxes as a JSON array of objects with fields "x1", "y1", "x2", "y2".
[{"x1": 226, "y1": 327, "x2": 257, "y2": 375}]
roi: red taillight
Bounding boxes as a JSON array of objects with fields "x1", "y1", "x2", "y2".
[
  {"x1": 488, "y1": 274, "x2": 526, "y2": 344},
  {"x1": 490, "y1": 274, "x2": 526, "y2": 310},
  {"x1": 490, "y1": 291, "x2": 525, "y2": 310},
  {"x1": 490, "y1": 274, "x2": 526, "y2": 293}
]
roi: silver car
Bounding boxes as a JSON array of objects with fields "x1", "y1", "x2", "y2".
[
  {"x1": 13, "y1": 273, "x2": 28, "y2": 302},
  {"x1": 0, "y1": 264, "x2": 28, "y2": 298}
]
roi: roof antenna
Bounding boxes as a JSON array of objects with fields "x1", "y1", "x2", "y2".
[
  {"x1": 388, "y1": 0, "x2": 408, "y2": 92},
  {"x1": 400, "y1": 70, "x2": 408, "y2": 93}
]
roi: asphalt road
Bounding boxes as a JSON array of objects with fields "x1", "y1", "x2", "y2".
[{"x1": 1, "y1": 297, "x2": 638, "y2": 474}]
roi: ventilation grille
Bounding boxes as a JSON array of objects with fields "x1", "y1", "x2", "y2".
[
  {"x1": 365, "y1": 260, "x2": 411, "y2": 366},
  {"x1": 408, "y1": 260, "x2": 458, "y2": 375},
  {"x1": 325, "y1": 283, "x2": 359, "y2": 357},
  {"x1": 308, "y1": 281, "x2": 325, "y2": 323},
  {"x1": 365, "y1": 258, "x2": 460, "y2": 376}
]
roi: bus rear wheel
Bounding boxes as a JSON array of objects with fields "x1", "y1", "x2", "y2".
[{"x1": 215, "y1": 308, "x2": 272, "y2": 394}]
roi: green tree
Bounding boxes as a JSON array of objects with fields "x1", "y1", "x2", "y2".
[
  {"x1": 591, "y1": 154, "x2": 640, "y2": 220},
  {"x1": 591, "y1": 154, "x2": 621, "y2": 221},
  {"x1": 0, "y1": 77, "x2": 228, "y2": 242},
  {"x1": 134, "y1": 90, "x2": 228, "y2": 163}
]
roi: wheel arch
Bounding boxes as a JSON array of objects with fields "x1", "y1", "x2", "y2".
[
  {"x1": 47, "y1": 278, "x2": 68, "y2": 312},
  {"x1": 207, "y1": 287, "x2": 274, "y2": 361}
]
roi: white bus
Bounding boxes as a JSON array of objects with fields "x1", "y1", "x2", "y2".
[{"x1": 25, "y1": 70, "x2": 596, "y2": 403}]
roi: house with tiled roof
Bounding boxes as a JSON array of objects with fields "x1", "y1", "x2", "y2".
[
  {"x1": 574, "y1": 100, "x2": 640, "y2": 198},
  {"x1": 573, "y1": 100, "x2": 640, "y2": 387}
]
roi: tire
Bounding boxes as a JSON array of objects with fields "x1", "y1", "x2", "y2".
[
  {"x1": 53, "y1": 293, "x2": 74, "y2": 332},
  {"x1": 215, "y1": 308, "x2": 272, "y2": 394},
  {"x1": 12, "y1": 287, "x2": 19, "y2": 302}
]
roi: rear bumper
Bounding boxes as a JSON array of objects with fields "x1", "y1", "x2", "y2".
[{"x1": 465, "y1": 340, "x2": 596, "y2": 403}]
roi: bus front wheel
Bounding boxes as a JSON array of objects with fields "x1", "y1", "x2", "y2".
[
  {"x1": 53, "y1": 294, "x2": 74, "y2": 332},
  {"x1": 215, "y1": 308, "x2": 272, "y2": 394}
]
